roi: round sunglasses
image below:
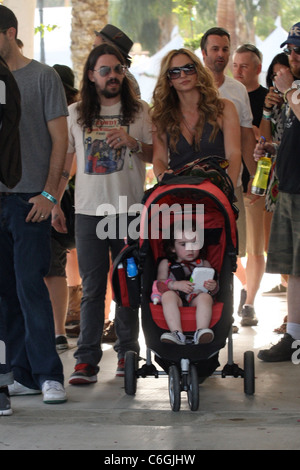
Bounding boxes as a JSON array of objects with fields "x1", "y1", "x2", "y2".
[
  {"x1": 167, "y1": 63, "x2": 196, "y2": 80},
  {"x1": 93, "y1": 64, "x2": 127, "y2": 77},
  {"x1": 284, "y1": 46, "x2": 300, "y2": 56}
]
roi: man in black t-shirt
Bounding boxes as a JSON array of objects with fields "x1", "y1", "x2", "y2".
[
  {"x1": 254, "y1": 22, "x2": 300, "y2": 362},
  {"x1": 233, "y1": 44, "x2": 268, "y2": 327}
]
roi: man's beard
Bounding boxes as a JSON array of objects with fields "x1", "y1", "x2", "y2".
[
  {"x1": 290, "y1": 63, "x2": 300, "y2": 79},
  {"x1": 97, "y1": 79, "x2": 122, "y2": 98}
]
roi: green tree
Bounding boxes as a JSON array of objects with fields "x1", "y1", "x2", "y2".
[{"x1": 109, "y1": 0, "x2": 173, "y2": 55}]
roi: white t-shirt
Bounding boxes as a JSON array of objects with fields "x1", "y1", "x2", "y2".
[
  {"x1": 67, "y1": 100, "x2": 152, "y2": 216},
  {"x1": 219, "y1": 75, "x2": 253, "y2": 128},
  {"x1": 219, "y1": 75, "x2": 253, "y2": 187}
]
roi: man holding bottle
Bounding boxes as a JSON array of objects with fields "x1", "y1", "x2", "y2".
[{"x1": 254, "y1": 22, "x2": 300, "y2": 361}]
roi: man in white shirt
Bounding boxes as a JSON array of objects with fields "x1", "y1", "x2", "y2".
[
  {"x1": 67, "y1": 43, "x2": 152, "y2": 384},
  {"x1": 201, "y1": 27, "x2": 258, "y2": 327}
]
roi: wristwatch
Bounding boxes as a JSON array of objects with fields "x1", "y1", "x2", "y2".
[
  {"x1": 283, "y1": 82, "x2": 300, "y2": 103},
  {"x1": 131, "y1": 139, "x2": 143, "y2": 154}
]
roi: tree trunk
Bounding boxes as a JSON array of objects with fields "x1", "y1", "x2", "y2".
[
  {"x1": 217, "y1": 0, "x2": 238, "y2": 72},
  {"x1": 3, "y1": 0, "x2": 36, "y2": 58},
  {"x1": 70, "y1": 0, "x2": 108, "y2": 88}
]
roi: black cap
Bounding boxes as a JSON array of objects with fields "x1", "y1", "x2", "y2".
[
  {"x1": 0, "y1": 5, "x2": 18, "y2": 34},
  {"x1": 95, "y1": 24, "x2": 133, "y2": 60},
  {"x1": 53, "y1": 64, "x2": 78, "y2": 94}
]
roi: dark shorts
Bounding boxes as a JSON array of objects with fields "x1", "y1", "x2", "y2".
[
  {"x1": 46, "y1": 237, "x2": 67, "y2": 278},
  {"x1": 266, "y1": 192, "x2": 300, "y2": 276}
]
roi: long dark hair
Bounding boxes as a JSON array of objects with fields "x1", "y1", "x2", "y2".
[
  {"x1": 77, "y1": 43, "x2": 141, "y2": 129},
  {"x1": 266, "y1": 52, "x2": 289, "y2": 89}
]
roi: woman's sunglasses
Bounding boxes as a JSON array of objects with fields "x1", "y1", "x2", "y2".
[
  {"x1": 284, "y1": 46, "x2": 300, "y2": 56},
  {"x1": 167, "y1": 63, "x2": 196, "y2": 80},
  {"x1": 93, "y1": 64, "x2": 127, "y2": 77}
]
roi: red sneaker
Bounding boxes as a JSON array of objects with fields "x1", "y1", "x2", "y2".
[
  {"x1": 69, "y1": 363, "x2": 98, "y2": 385},
  {"x1": 116, "y1": 358, "x2": 125, "y2": 377}
]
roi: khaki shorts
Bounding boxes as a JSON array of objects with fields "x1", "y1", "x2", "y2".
[
  {"x1": 244, "y1": 194, "x2": 266, "y2": 256},
  {"x1": 234, "y1": 185, "x2": 246, "y2": 257},
  {"x1": 267, "y1": 192, "x2": 300, "y2": 276}
]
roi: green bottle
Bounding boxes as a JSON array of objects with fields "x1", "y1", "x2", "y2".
[{"x1": 251, "y1": 137, "x2": 272, "y2": 196}]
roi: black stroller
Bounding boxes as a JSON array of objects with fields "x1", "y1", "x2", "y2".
[{"x1": 112, "y1": 173, "x2": 255, "y2": 411}]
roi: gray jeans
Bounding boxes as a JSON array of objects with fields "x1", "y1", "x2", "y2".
[{"x1": 74, "y1": 214, "x2": 139, "y2": 368}]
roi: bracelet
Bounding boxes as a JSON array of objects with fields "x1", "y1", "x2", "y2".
[
  {"x1": 263, "y1": 105, "x2": 273, "y2": 111},
  {"x1": 41, "y1": 191, "x2": 57, "y2": 205},
  {"x1": 129, "y1": 139, "x2": 143, "y2": 155},
  {"x1": 283, "y1": 87, "x2": 295, "y2": 103},
  {"x1": 262, "y1": 113, "x2": 272, "y2": 121}
]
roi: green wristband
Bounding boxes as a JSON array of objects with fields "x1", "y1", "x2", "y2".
[{"x1": 41, "y1": 191, "x2": 57, "y2": 205}]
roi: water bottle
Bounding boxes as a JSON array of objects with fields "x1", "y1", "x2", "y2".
[
  {"x1": 127, "y1": 257, "x2": 138, "y2": 278},
  {"x1": 251, "y1": 137, "x2": 272, "y2": 196}
]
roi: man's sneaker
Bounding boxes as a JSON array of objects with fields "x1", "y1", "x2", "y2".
[
  {"x1": 116, "y1": 358, "x2": 125, "y2": 377},
  {"x1": 257, "y1": 333, "x2": 295, "y2": 362},
  {"x1": 8, "y1": 380, "x2": 41, "y2": 396},
  {"x1": 0, "y1": 388, "x2": 12, "y2": 416},
  {"x1": 69, "y1": 363, "x2": 98, "y2": 385},
  {"x1": 262, "y1": 284, "x2": 287, "y2": 296},
  {"x1": 55, "y1": 335, "x2": 69, "y2": 351},
  {"x1": 194, "y1": 328, "x2": 214, "y2": 344},
  {"x1": 240, "y1": 305, "x2": 258, "y2": 326},
  {"x1": 160, "y1": 331, "x2": 186, "y2": 345},
  {"x1": 42, "y1": 381, "x2": 67, "y2": 404},
  {"x1": 237, "y1": 288, "x2": 247, "y2": 316}
]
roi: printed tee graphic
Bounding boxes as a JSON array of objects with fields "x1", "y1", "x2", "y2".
[{"x1": 84, "y1": 115, "x2": 128, "y2": 175}]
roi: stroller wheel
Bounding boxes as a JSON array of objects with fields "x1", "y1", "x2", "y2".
[
  {"x1": 168, "y1": 365, "x2": 181, "y2": 412},
  {"x1": 187, "y1": 364, "x2": 199, "y2": 411},
  {"x1": 124, "y1": 351, "x2": 138, "y2": 395},
  {"x1": 243, "y1": 351, "x2": 255, "y2": 395}
]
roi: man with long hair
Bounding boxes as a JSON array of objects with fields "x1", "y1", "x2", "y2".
[{"x1": 67, "y1": 44, "x2": 152, "y2": 384}]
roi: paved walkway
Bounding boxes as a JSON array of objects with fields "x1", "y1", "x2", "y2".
[{"x1": 1, "y1": 271, "x2": 299, "y2": 450}]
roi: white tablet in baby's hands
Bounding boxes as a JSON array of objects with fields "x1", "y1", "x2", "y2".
[{"x1": 190, "y1": 267, "x2": 215, "y2": 293}]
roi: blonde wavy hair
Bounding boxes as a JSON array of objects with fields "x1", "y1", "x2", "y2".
[{"x1": 151, "y1": 48, "x2": 224, "y2": 152}]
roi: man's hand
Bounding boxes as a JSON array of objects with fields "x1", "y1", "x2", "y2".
[
  {"x1": 25, "y1": 194, "x2": 55, "y2": 223},
  {"x1": 51, "y1": 204, "x2": 68, "y2": 234}
]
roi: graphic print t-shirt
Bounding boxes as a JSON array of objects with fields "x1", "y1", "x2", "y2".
[
  {"x1": 67, "y1": 100, "x2": 152, "y2": 216},
  {"x1": 84, "y1": 115, "x2": 127, "y2": 176}
]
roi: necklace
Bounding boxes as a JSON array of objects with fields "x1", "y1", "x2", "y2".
[{"x1": 182, "y1": 113, "x2": 199, "y2": 134}]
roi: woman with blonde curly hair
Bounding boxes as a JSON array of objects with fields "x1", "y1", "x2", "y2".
[{"x1": 152, "y1": 48, "x2": 241, "y2": 186}]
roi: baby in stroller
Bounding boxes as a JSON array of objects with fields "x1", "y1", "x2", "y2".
[{"x1": 152, "y1": 221, "x2": 218, "y2": 346}]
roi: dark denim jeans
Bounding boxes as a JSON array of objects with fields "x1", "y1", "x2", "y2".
[
  {"x1": 0, "y1": 194, "x2": 64, "y2": 389},
  {"x1": 74, "y1": 214, "x2": 139, "y2": 369}
]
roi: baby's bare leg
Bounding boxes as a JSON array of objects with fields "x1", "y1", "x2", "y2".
[
  {"x1": 161, "y1": 290, "x2": 183, "y2": 332},
  {"x1": 191, "y1": 292, "x2": 213, "y2": 329}
]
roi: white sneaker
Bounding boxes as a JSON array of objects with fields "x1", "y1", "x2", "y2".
[
  {"x1": 160, "y1": 331, "x2": 186, "y2": 345},
  {"x1": 8, "y1": 381, "x2": 41, "y2": 396},
  {"x1": 194, "y1": 329, "x2": 214, "y2": 344},
  {"x1": 42, "y1": 381, "x2": 67, "y2": 404}
]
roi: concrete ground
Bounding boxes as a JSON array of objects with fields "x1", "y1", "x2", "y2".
[{"x1": 1, "y1": 271, "x2": 299, "y2": 451}]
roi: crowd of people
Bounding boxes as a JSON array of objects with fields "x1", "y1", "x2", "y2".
[{"x1": 0, "y1": 3, "x2": 300, "y2": 416}]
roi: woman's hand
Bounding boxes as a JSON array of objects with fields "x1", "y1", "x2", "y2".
[
  {"x1": 253, "y1": 140, "x2": 276, "y2": 162},
  {"x1": 157, "y1": 169, "x2": 174, "y2": 182},
  {"x1": 264, "y1": 87, "x2": 283, "y2": 109}
]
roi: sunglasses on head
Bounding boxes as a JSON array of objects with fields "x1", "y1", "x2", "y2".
[
  {"x1": 93, "y1": 64, "x2": 127, "y2": 77},
  {"x1": 284, "y1": 46, "x2": 300, "y2": 56},
  {"x1": 167, "y1": 63, "x2": 196, "y2": 80}
]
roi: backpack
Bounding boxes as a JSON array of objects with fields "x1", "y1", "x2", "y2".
[{"x1": 0, "y1": 55, "x2": 22, "y2": 188}]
